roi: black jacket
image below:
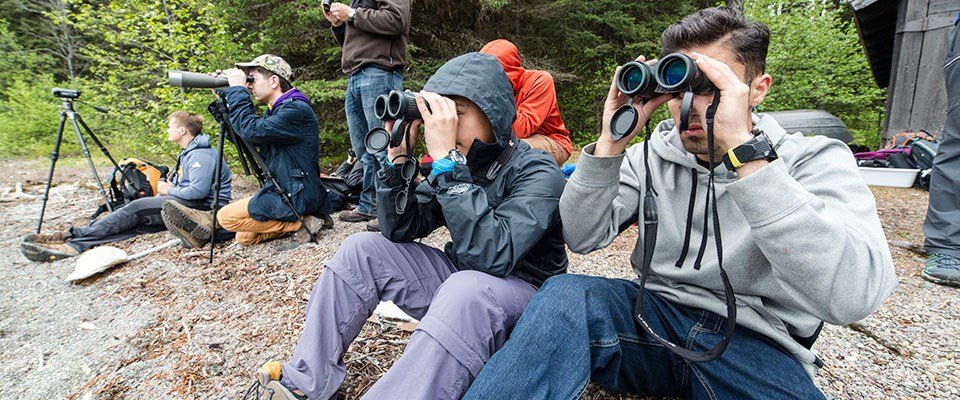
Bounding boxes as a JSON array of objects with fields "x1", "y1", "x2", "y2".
[
  {"x1": 217, "y1": 86, "x2": 333, "y2": 221},
  {"x1": 376, "y1": 52, "x2": 568, "y2": 286}
]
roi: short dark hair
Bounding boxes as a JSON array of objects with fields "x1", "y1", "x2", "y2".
[
  {"x1": 247, "y1": 66, "x2": 293, "y2": 92},
  {"x1": 168, "y1": 110, "x2": 203, "y2": 136},
  {"x1": 660, "y1": 7, "x2": 770, "y2": 80}
]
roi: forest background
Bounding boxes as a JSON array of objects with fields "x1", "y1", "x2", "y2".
[{"x1": 0, "y1": 0, "x2": 885, "y2": 167}]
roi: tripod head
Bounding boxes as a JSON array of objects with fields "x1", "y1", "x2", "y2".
[{"x1": 52, "y1": 88, "x2": 109, "y2": 113}]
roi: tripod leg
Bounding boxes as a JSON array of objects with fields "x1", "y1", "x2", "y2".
[
  {"x1": 36, "y1": 113, "x2": 69, "y2": 233},
  {"x1": 69, "y1": 113, "x2": 114, "y2": 212},
  {"x1": 76, "y1": 114, "x2": 122, "y2": 171},
  {"x1": 209, "y1": 122, "x2": 230, "y2": 264}
]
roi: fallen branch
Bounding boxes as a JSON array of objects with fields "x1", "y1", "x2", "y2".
[
  {"x1": 888, "y1": 240, "x2": 925, "y2": 256},
  {"x1": 845, "y1": 322, "x2": 910, "y2": 357}
]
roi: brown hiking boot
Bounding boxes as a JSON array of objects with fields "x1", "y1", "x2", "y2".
[
  {"x1": 22, "y1": 231, "x2": 71, "y2": 244},
  {"x1": 339, "y1": 210, "x2": 376, "y2": 222},
  {"x1": 161, "y1": 200, "x2": 214, "y2": 249},
  {"x1": 20, "y1": 242, "x2": 79, "y2": 263},
  {"x1": 274, "y1": 226, "x2": 312, "y2": 251}
]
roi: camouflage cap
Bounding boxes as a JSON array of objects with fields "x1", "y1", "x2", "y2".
[{"x1": 236, "y1": 54, "x2": 293, "y2": 82}]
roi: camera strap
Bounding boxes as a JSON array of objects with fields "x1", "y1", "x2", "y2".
[{"x1": 633, "y1": 91, "x2": 737, "y2": 362}]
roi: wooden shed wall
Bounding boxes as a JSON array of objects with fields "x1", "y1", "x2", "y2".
[{"x1": 885, "y1": 0, "x2": 960, "y2": 139}]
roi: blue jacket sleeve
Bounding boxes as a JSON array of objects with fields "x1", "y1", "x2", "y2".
[
  {"x1": 435, "y1": 160, "x2": 564, "y2": 277},
  {"x1": 167, "y1": 152, "x2": 216, "y2": 201},
  {"x1": 221, "y1": 87, "x2": 305, "y2": 146}
]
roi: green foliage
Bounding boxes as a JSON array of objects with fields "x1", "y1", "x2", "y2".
[
  {"x1": 68, "y1": 0, "x2": 249, "y2": 159},
  {"x1": 0, "y1": 0, "x2": 888, "y2": 161},
  {"x1": 746, "y1": 0, "x2": 887, "y2": 148}
]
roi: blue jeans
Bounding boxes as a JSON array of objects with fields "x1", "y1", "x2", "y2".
[
  {"x1": 464, "y1": 274, "x2": 826, "y2": 400},
  {"x1": 345, "y1": 66, "x2": 402, "y2": 215}
]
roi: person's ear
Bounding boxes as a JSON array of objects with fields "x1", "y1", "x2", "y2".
[
  {"x1": 749, "y1": 73, "x2": 772, "y2": 107},
  {"x1": 271, "y1": 75, "x2": 280, "y2": 90}
]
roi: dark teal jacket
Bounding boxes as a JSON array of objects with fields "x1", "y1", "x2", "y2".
[
  {"x1": 218, "y1": 86, "x2": 333, "y2": 221},
  {"x1": 376, "y1": 53, "x2": 568, "y2": 286}
]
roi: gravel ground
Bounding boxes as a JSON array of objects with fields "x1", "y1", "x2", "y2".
[{"x1": 0, "y1": 158, "x2": 956, "y2": 399}]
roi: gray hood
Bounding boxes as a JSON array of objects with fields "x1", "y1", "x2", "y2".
[{"x1": 423, "y1": 52, "x2": 516, "y2": 150}]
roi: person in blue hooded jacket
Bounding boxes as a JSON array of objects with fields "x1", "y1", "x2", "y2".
[
  {"x1": 20, "y1": 110, "x2": 232, "y2": 261},
  {"x1": 244, "y1": 53, "x2": 568, "y2": 400},
  {"x1": 162, "y1": 54, "x2": 334, "y2": 248}
]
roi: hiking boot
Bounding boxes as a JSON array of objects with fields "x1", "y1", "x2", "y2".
[
  {"x1": 241, "y1": 361, "x2": 307, "y2": 400},
  {"x1": 301, "y1": 215, "x2": 325, "y2": 239},
  {"x1": 161, "y1": 200, "x2": 214, "y2": 249},
  {"x1": 366, "y1": 218, "x2": 380, "y2": 232},
  {"x1": 22, "y1": 230, "x2": 71, "y2": 244},
  {"x1": 339, "y1": 210, "x2": 376, "y2": 223},
  {"x1": 274, "y1": 226, "x2": 313, "y2": 252},
  {"x1": 320, "y1": 213, "x2": 334, "y2": 230},
  {"x1": 20, "y1": 242, "x2": 79, "y2": 263},
  {"x1": 922, "y1": 253, "x2": 960, "y2": 288}
]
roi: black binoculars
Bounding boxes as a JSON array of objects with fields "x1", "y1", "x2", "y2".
[
  {"x1": 365, "y1": 89, "x2": 427, "y2": 153},
  {"x1": 615, "y1": 53, "x2": 714, "y2": 98},
  {"x1": 374, "y1": 90, "x2": 421, "y2": 122},
  {"x1": 608, "y1": 53, "x2": 716, "y2": 141}
]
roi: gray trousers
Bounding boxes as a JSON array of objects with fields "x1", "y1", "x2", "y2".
[
  {"x1": 924, "y1": 24, "x2": 960, "y2": 258},
  {"x1": 70, "y1": 196, "x2": 187, "y2": 252},
  {"x1": 280, "y1": 232, "x2": 537, "y2": 400}
]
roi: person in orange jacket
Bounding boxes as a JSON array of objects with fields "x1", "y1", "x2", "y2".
[{"x1": 480, "y1": 39, "x2": 572, "y2": 165}]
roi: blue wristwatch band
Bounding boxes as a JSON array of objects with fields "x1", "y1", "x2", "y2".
[{"x1": 431, "y1": 158, "x2": 456, "y2": 176}]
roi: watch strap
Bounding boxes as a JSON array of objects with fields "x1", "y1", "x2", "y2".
[{"x1": 722, "y1": 132, "x2": 777, "y2": 170}]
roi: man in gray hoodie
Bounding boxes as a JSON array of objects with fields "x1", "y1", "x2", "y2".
[
  {"x1": 21, "y1": 110, "x2": 232, "y2": 261},
  {"x1": 465, "y1": 7, "x2": 897, "y2": 399}
]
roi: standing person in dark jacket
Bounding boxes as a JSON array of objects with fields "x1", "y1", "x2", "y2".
[
  {"x1": 921, "y1": 11, "x2": 960, "y2": 288},
  {"x1": 324, "y1": 0, "x2": 410, "y2": 231},
  {"x1": 246, "y1": 53, "x2": 567, "y2": 400},
  {"x1": 21, "y1": 111, "x2": 232, "y2": 261},
  {"x1": 162, "y1": 54, "x2": 333, "y2": 248}
]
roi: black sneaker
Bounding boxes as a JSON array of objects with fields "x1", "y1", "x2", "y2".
[{"x1": 339, "y1": 210, "x2": 376, "y2": 222}]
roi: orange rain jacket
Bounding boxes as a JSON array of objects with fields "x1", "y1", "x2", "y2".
[{"x1": 480, "y1": 39, "x2": 572, "y2": 155}]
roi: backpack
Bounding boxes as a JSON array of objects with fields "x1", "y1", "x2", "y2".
[
  {"x1": 90, "y1": 158, "x2": 169, "y2": 220},
  {"x1": 883, "y1": 130, "x2": 936, "y2": 149},
  {"x1": 910, "y1": 139, "x2": 940, "y2": 189}
]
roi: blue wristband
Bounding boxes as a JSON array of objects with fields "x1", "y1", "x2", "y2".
[{"x1": 431, "y1": 158, "x2": 456, "y2": 177}]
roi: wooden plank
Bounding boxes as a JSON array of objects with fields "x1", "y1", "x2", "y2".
[
  {"x1": 910, "y1": 26, "x2": 950, "y2": 134},
  {"x1": 928, "y1": 0, "x2": 960, "y2": 15},
  {"x1": 885, "y1": 0, "x2": 932, "y2": 139}
]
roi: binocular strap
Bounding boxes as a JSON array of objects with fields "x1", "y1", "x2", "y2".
[{"x1": 633, "y1": 91, "x2": 737, "y2": 363}]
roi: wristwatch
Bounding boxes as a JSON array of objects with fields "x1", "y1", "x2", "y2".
[
  {"x1": 445, "y1": 148, "x2": 467, "y2": 165},
  {"x1": 347, "y1": 8, "x2": 356, "y2": 21},
  {"x1": 722, "y1": 128, "x2": 778, "y2": 170}
]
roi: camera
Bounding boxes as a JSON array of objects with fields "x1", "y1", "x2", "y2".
[
  {"x1": 374, "y1": 90, "x2": 421, "y2": 121},
  {"x1": 614, "y1": 53, "x2": 715, "y2": 98},
  {"x1": 52, "y1": 88, "x2": 81, "y2": 99},
  {"x1": 167, "y1": 70, "x2": 254, "y2": 89},
  {"x1": 323, "y1": 0, "x2": 332, "y2": 11}
]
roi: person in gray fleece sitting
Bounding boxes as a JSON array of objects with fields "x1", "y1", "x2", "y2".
[
  {"x1": 465, "y1": 7, "x2": 897, "y2": 400},
  {"x1": 21, "y1": 111, "x2": 232, "y2": 262}
]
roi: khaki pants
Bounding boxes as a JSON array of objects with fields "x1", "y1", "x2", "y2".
[
  {"x1": 217, "y1": 197, "x2": 301, "y2": 245},
  {"x1": 521, "y1": 134, "x2": 570, "y2": 165}
]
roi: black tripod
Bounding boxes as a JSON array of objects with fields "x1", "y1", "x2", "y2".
[
  {"x1": 208, "y1": 93, "x2": 304, "y2": 263},
  {"x1": 37, "y1": 92, "x2": 120, "y2": 233}
]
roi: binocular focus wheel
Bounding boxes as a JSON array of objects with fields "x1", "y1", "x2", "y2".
[
  {"x1": 365, "y1": 127, "x2": 390, "y2": 154},
  {"x1": 609, "y1": 105, "x2": 639, "y2": 141}
]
